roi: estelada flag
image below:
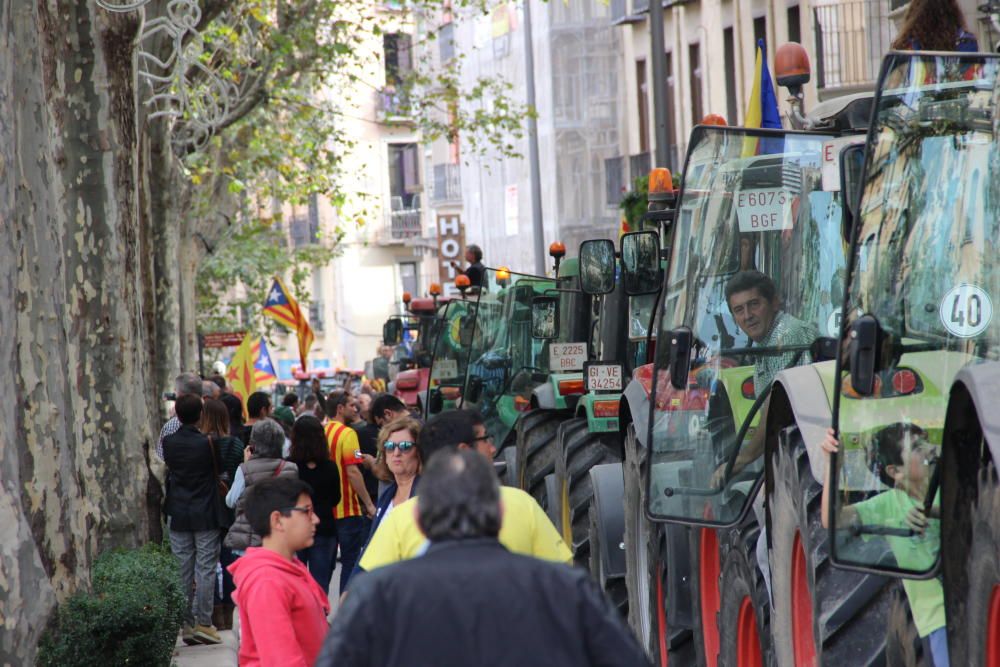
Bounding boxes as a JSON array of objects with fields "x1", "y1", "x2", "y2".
[
  {"x1": 742, "y1": 38, "x2": 783, "y2": 156},
  {"x1": 263, "y1": 276, "x2": 315, "y2": 372},
  {"x1": 226, "y1": 333, "x2": 259, "y2": 414},
  {"x1": 252, "y1": 337, "x2": 278, "y2": 386}
]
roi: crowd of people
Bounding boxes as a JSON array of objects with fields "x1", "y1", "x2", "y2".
[{"x1": 157, "y1": 371, "x2": 646, "y2": 665}]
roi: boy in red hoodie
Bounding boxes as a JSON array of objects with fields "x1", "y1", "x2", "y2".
[{"x1": 229, "y1": 477, "x2": 331, "y2": 667}]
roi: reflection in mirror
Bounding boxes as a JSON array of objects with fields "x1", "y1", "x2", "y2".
[
  {"x1": 383, "y1": 318, "x2": 403, "y2": 345},
  {"x1": 579, "y1": 239, "x2": 616, "y2": 295},
  {"x1": 531, "y1": 296, "x2": 559, "y2": 339},
  {"x1": 459, "y1": 316, "x2": 476, "y2": 347},
  {"x1": 839, "y1": 143, "x2": 866, "y2": 243},
  {"x1": 621, "y1": 231, "x2": 662, "y2": 295}
]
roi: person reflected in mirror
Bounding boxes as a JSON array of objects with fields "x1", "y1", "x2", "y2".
[
  {"x1": 891, "y1": 0, "x2": 978, "y2": 52},
  {"x1": 820, "y1": 424, "x2": 947, "y2": 667},
  {"x1": 450, "y1": 244, "x2": 485, "y2": 287},
  {"x1": 712, "y1": 271, "x2": 817, "y2": 485}
]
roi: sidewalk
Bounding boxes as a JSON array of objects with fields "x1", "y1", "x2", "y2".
[{"x1": 173, "y1": 562, "x2": 343, "y2": 666}]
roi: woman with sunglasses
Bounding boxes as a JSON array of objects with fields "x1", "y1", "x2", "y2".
[{"x1": 357, "y1": 416, "x2": 424, "y2": 560}]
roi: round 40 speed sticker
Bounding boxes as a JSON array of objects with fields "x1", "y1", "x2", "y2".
[{"x1": 939, "y1": 283, "x2": 993, "y2": 338}]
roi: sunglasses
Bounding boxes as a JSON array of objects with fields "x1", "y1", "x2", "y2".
[{"x1": 384, "y1": 440, "x2": 417, "y2": 453}]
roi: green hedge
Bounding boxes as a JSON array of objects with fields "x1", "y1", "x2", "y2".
[{"x1": 37, "y1": 542, "x2": 186, "y2": 667}]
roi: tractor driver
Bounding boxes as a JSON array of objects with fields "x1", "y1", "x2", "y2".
[{"x1": 712, "y1": 270, "x2": 817, "y2": 485}]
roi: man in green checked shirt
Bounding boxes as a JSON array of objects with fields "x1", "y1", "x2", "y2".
[{"x1": 713, "y1": 270, "x2": 817, "y2": 485}]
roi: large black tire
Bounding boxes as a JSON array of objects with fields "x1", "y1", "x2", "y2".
[
  {"x1": 589, "y1": 500, "x2": 628, "y2": 617},
  {"x1": 515, "y1": 409, "x2": 563, "y2": 506},
  {"x1": 767, "y1": 426, "x2": 892, "y2": 667},
  {"x1": 497, "y1": 445, "x2": 519, "y2": 488},
  {"x1": 554, "y1": 417, "x2": 621, "y2": 566},
  {"x1": 885, "y1": 583, "x2": 928, "y2": 667},
  {"x1": 623, "y1": 422, "x2": 652, "y2": 647},
  {"x1": 716, "y1": 520, "x2": 772, "y2": 667},
  {"x1": 944, "y1": 462, "x2": 1000, "y2": 666}
]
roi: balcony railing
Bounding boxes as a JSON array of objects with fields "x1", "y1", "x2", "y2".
[
  {"x1": 380, "y1": 195, "x2": 423, "y2": 243},
  {"x1": 813, "y1": 0, "x2": 897, "y2": 95},
  {"x1": 431, "y1": 164, "x2": 462, "y2": 204}
]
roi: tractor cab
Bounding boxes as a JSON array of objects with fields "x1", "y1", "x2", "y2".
[{"x1": 828, "y1": 52, "x2": 999, "y2": 585}]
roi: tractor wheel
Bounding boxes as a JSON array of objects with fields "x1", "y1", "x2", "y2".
[
  {"x1": 717, "y1": 521, "x2": 771, "y2": 667},
  {"x1": 767, "y1": 425, "x2": 891, "y2": 667},
  {"x1": 623, "y1": 422, "x2": 652, "y2": 646},
  {"x1": 945, "y1": 463, "x2": 1000, "y2": 667},
  {"x1": 516, "y1": 409, "x2": 563, "y2": 506},
  {"x1": 885, "y1": 583, "x2": 928, "y2": 667},
  {"x1": 588, "y1": 473, "x2": 628, "y2": 617},
  {"x1": 690, "y1": 525, "x2": 721, "y2": 667},
  {"x1": 555, "y1": 417, "x2": 621, "y2": 566},
  {"x1": 498, "y1": 445, "x2": 519, "y2": 488}
]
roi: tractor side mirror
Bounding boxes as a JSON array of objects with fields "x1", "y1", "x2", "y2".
[
  {"x1": 383, "y1": 318, "x2": 403, "y2": 345},
  {"x1": 668, "y1": 327, "x2": 693, "y2": 390},
  {"x1": 531, "y1": 295, "x2": 559, "y2": 340},
  {"x1": 467, "y1": 376, "x2": 484, "y2": 404},
  {"x1": 848, "y1": 315, "x2": 882, "y2": 396},
  {"x1": 839, "y1": 143, "x2": 866, "y2": 244},
  {"x1": 579, "y1": 239, "x2": 616, "y2": 295},
  {"x1": 621, "y1": 231, "x2": 662, "y2": 296},
  {"x1": 428, "y1": 388, "x2": 444, "y2": 415}
]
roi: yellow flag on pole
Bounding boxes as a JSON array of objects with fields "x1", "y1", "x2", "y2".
[{"x1": 226, "y1": 333, "x2": 259, "y2": 415}]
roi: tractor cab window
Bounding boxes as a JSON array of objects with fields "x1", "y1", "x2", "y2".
[
  {"x1": 831, "y1": 53, "x2": 1000, "y2": 578},
  {"x1": 644, "y1": 125, "x2": 845, "y2": 526}
]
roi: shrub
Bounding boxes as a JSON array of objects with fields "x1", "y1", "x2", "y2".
[{"x1": 37, "y1": 542, "x2": 186, "y2": 667}]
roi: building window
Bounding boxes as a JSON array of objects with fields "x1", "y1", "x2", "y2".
[
  {"x1": 689, "y1": 43, "x2": 703, "y2": 128},
  {"x1": 787, "y1": 5, "x2": 801, "y2": 45},
  {"x1": 664, "y1": 51, "x2": 677, "y2": 170},
  {"x1": 383, "y1": 33, "x2": 412, "y2": 86},
  {"x1": 636, "y1": 59, "x2": 649, "y2": 153},
  {"x1": 399, "y1": 262, "x2": 418, "y2": 299},
  {"x1": 724, "y1": 27, "x2": 738, "y2": 125},
  {"x1": 439, "y1": 22, "x2": 455, "y2": 62},
  {"x1": 388, "y1": 143, "x2": 421, "y2": 209},
  {"x1": 754, "y1": 16, "x2": 768, "y2": 47}
]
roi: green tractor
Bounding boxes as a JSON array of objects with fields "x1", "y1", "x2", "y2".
[
  {"x1": 581, "y1": 46, "x2": 882, "y2": 662},
  {"x1": 817, "y1": 50, "x2": 999, "y2": 667}
]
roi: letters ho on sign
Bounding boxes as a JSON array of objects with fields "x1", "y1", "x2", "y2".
[{"x1": 437, "y1": 214, "x2": 466, "y2": 296}]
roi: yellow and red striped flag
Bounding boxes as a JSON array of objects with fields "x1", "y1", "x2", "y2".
[{"x1": 263, "y1": 277, "x2": 315, "y2": 372}]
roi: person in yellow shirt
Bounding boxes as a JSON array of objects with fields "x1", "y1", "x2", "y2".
[{"x1": 357, "y1": 410, "x2": 572, "y2": 573}]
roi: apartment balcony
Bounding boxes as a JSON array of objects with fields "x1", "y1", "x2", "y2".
[
  {"x1": 378, "y1": 196, "x2": 423, "y2": 244},
  {"x1": 375, "y1": 86, "x2": 413, "y2": 124},
  {"x1": 430, "y1": 164, "x2": 462, "y2": 205},
  {"x1": 813, "y1": 0, "x2": 900, "y2": 98}
]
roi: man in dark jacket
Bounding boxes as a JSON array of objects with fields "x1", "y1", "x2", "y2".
[
  {"x1": 163, "y1": 394, "x2": 225, "y2": 645},
  {"x1": 316, "y1": 450, "x2": 649, "y2": 667}
]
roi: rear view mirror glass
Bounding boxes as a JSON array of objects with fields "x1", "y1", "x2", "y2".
[
  {"x1": 531, "y1": 295, "x2": 559, "y2": 339},
  {"x1": 620, "y1": 231, "x2": 662, "y2": 295},
  {"x1": 579, "y1": 239, "x2": 616, "y2": 295},
  {"x1": 839, "y1": 144, "x2": 866, "y2": 244},
  {"x1": 459, "y1": 316, "x2": 476, "y2": 347},
  {"x1": 383, "y1": 318, "x2": 403, "y2": 345}
]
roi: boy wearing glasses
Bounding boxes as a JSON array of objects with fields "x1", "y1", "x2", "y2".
[
  {"x1": 820, "y1": 423, "x2": 948, "y2": 667},
  {"x1": 229, "y1": 477, "x2": 331, "y2": 667}
]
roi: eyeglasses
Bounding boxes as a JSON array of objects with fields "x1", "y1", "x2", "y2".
[
  {"x1": 280, "y1": 505, "x2": 315, "y2": 516},
  {"x1": 471, "y1": 433, "x2": 494, "y2": 443},
  {"x1": 384, "y1": 441, "x2": 417, "y2": 453}
]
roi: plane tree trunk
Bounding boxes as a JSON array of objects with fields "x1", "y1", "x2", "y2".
[{"x1": 0, "y1": 2, "x2": 157, "y2": 662}]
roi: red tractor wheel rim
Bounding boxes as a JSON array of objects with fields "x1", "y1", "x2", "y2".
[
  {"x1": 987, "y1": 584, "x2": 1000, "y2": 667},
  {"x1": 656, "y1": 561, "x2": 669, "y2": 667},
  {"x1": 736, "y1": 596, "x2": 763, "y2": 667},
  {"x1": 791, "y1": 531, "x2": 817, "y2": 666},
  {"x1": 699, "y1": 527, "x2": 721, "y2": 667}
]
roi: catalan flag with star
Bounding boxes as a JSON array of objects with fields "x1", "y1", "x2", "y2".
[
  {"x1": 263, "y1": 276, "x2": 315, "y2": 371},
  {"x1": 226, "y1": 333, "x2": 259, "y2": 412},
  {"x1": 252, "y1": 337, "x2": 278, "y2": 386}
]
